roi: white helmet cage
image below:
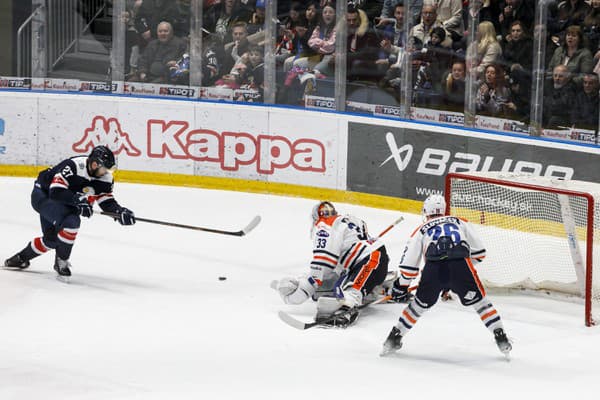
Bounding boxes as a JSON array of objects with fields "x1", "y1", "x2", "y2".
[{"x1": 422, "y1": 194, "x2": 446, "y2": 217}]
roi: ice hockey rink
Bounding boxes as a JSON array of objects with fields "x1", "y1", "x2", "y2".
[{"x1": 1, "y1": 176, "x2": 599, "y2": 400}]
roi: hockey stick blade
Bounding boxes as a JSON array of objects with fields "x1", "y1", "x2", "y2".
[
  {"x1": 278, "y1": 295, "x2": 392, "y2": 330},
  {"x1": 100, "y1": 212, "x2": 261, "y2": 237}
]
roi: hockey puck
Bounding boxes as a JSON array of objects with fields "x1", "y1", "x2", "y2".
[{"x1": 218, "y1": 276, "x2": 227, "y2": 281}]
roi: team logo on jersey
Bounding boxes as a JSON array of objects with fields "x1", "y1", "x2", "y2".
[
  {"x1": 464, "y1": 291, "x2": 476, "y2": 301},
  {"x1": 316, "y1": 230, "x2": 329, "y2": 237},
  {"x1": 73, "y1": 116, "x2": 142, "y2": 157}
]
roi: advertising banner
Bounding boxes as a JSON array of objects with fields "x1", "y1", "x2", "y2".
[
  {"x1": 2, "y1": 92, "x2": 342, "y2": 189},
  {"x1": 347, "y1": 121, "x2": 600, "y2": 201}
]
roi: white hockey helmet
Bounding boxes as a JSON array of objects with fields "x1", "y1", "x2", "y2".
[
  {"x1": 422, "y1": 194, "x2": 446, "y2": 218},
  {"x1": 311, "y1": 201, "x2": 337, "y2": 222}
]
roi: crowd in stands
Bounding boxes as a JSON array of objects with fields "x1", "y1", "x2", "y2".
[{"x1": 119, "y1": 0, "x2": 599, "y2": 133}]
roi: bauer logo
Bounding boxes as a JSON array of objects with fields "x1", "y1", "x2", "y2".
[{"x1": 347, "y1": 122, "x2": 596, "y2": 201}]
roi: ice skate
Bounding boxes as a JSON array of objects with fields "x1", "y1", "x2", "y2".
[
  {"x1": 53, "y1": 256, "x2": 72, "y2": 282},
  {"x1": 493, "y1": 328, "x2": 512, "y2": 357},
  {"x1": 380, "y1": 326, "x2": 403, "y2": 356},
  {"x1": 4, "y1": 253, "x2": 30, "y2": 269}
]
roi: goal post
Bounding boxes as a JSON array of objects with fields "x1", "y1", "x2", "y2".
[{"x1": 445, "y1": 172, "x2": 598, "y2": 326}]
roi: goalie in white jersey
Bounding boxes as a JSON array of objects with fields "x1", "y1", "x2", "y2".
[
  {"x1": 381, "y1": 194, "x2": 512, "y2": 356},
  {"x1": 276, "y1": 201, "x2": 389, "y2": 327}
]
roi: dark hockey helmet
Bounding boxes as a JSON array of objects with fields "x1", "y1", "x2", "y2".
[
  {"x1": 88, "y1": 145, "x2": 116, "y2": 171},
  {"x1": 311, "y1": 201, "x2": 337, "y2": 222}
]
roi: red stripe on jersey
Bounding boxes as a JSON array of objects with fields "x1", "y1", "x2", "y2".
[
  {"x1": 58, "y1": 229, "x2": 78, "y2": 241},
  {"x1": 95, "y1": 193, "x2": 114, "y2": 204},
  {"x1": 480, "y1": 309, "x2": 497, "y2": 321},
  {"x1": 50, "y1": 175, "x2": 69, "y2": 189},
  {"x1": 32, "y1": 237, "x2": 50, "y2": 254},
  {"x1": 314, "y1": 279, "x2": 323, "y2": 287}
]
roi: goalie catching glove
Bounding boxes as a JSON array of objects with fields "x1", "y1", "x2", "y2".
[{"x1": 277, "y1": 276, "x2": 318, "y2": 305}]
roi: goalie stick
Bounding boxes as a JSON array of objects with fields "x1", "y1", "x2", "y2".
[
  {"x1": 100, "y1": 211, "x2": 261, "y2": 237},
  {"x1": 278, "y1": 295, "x2": 392, "y2": 330}
]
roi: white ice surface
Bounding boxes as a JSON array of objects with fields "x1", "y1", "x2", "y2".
[{"x1": 1, "y1": 177, "x2": 599, "y2": 400}]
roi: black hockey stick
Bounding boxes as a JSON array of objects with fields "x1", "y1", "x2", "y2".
[
  {"x1": 278, "y1": 295, "x2": 392, "y2": 330},
  {"x1": 100, "y1": 211, "x2": 261, "y2": 237}
]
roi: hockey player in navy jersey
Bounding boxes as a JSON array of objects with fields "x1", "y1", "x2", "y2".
[
  {"x1": 381, "y1": 194, "x2": 512, "y2": 356},
  {"x1": 276, "y1": 201, "x2": 389, "y2": 327},
  {"x1": 3, "y1": 146, "x2": 136, "y2": 278}
]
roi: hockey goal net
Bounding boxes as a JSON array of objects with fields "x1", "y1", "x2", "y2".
[{"x1": 445, "y1": 172, "x2": 600, "y2": 326}]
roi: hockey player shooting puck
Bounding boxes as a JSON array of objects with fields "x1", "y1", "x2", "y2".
[{"x1": 218, "y1": 276, "x2": 227, "y2": 281}]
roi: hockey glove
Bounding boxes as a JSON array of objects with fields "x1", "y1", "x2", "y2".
[
  {"x1": 389, "y1": 280, "x2": 411, "y2": 303},
  {"x1": 73, "y1": 193, "x2": 93, "y2": 218},
  {"x1": 116, "y1": 207, "x2": 136, "y2": 225}
]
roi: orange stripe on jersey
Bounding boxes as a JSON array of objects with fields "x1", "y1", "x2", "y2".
[
  {"x1": 402, "y1": 309, "x2": 416, "y2": 324},
  {"x1": 343, "y1": 243, "x2": 364, "y2": 269},
  {"x1": 410, "y1": 223, "x2": 424, "y2": 238},
  {"x1": 352, "y1": 250, "x2": 381, "y2": 290},
  {"x1": 466, "y1": 258, "x2": 486, "y2": 297},
  {"x1": 313, "y1": 255, "x2": 338, "y2": 265},
  {"x1": 316, "y1": 215, "x2": 340, "y2": 227},
  {"x1": 480, "y1": 309, "x2": 497, "y2": 321}
]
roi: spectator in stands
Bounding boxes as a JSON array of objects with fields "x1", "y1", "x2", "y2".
[
  {"x1": 305, "y1": 1, "x2": 321, "y2": 37},
  {"x1": 135, "y1": 0, "x2": 190, "y2": 46},
  {"x1": 543, "y1": 64, "x2": 577, "y2": 128},
  {"x1": 547, "y1": 25, "x2": 594, "y2": 84},
  {"x1": 246, "y1": 0, "x2": 266, "y2": 35},
  {"x1": 503, "y1": 20, "x2": 533, "y2": 73},
  {"x1": 498, "y1": 0, "x2": 535, "y2": 40},
  {"x1": 476, "y1": 64, "x2": 517, "y2": 116},
  {"x1": 279, "y1": 16, "x2": 318, "y2": 72},
  {"x1": 376, "y1": 0, "x2": 423, "y2": 26},
  {"x1": 377, "y1": 2, "x2": 407, "y2": 66},
  {"x1": 222, "y1": 21, "x2": 251, "y2": 77},
  {"x1": 130, "y1": 21, "x2": 187, "y2": 83},
  {"x1": 346, "y1": 4, "x2": 382, "y2": 82},
  {"x1": 420, "y1": 26, "x2": 453, "y2": 93},
  {"x1": 300, "y1": 1, "x2": 337, "y2": 77},
  {"x1": 583, "y1": 0, "x2": 600, "y2": 59},
  {"x1": 443, "y1": 59, "x2": 466, "y2": 111},
  {"x1": 203, "y1": 0, "x2": 252, "y2": 43},
  {"x1": 466, "y1": 21, "x2": 503, "y2": 77},
  {"x1": 379, "y1": 36, "x2": 424, "y2": 97},
  {"x1": 409, "y1": 4, "x2": 453, "y2": 48},
  {"x1": 557, "y1": 0, "x2": 591, "y2": 30},
  {"x1": 571, "y1": 73, "x2": 600, "y2": 131},
  {"x1": 479, "y1": 0, "x2": 503, "y2": 36},
  {"x1": 431, "y1": 0, "x2": 464, "y2": 43}
]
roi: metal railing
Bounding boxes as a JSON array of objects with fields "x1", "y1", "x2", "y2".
[{"x1": 16, "y1": 0, "x2": 107, "y2": 77}]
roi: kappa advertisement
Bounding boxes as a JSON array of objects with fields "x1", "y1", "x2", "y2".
[{"x1": 347, "y1": 122, "x2": 600, "y2": 201}]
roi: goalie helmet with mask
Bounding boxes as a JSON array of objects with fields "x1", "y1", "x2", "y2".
[
  {"x1": 422, "y1": 194, "x2": 446, "y2": 219},
  {"x1": 87, "y1": 145, "x2": 116, "y2": 178},
  {"x1": 311, "y1": 201, "x2": 337, "y2": 223}
]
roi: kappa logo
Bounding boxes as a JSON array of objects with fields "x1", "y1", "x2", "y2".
[
  {"x1": 73, "y1": 116, "x2": 142, "y2": 156},
  {"x1": 380, "y1": 131, "x2": 574, "y2": 179}
]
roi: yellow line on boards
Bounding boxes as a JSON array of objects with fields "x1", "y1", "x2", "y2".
[{"x1": 0, "y1": 164, "x2": 421, "y2": 214}]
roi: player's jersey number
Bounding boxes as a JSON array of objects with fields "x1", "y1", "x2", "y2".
[{"x1": 427, "y1": 223, "x2": 461, "y2": 243}]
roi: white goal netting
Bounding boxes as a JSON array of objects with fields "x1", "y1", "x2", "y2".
[{"x1": 446, "y1": 172, "x2": 600, "y2": 326}]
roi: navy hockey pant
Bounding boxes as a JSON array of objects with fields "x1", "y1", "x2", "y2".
[
  {"x1": 415, "y1": 258, "x2": 485, "y2": 308},
  {"x1": 27, "y1": 185, "x2": 81, "y2": 261}
]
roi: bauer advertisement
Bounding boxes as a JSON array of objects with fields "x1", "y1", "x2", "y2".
[
  {"x1": 346, "y1": 121, "x2": 600, "y2": 201},
  {"x1": 0, "y1": 92, "x2": 342, "y2": 189}
]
